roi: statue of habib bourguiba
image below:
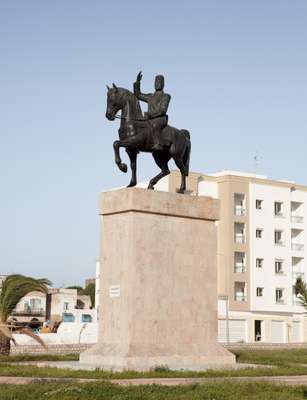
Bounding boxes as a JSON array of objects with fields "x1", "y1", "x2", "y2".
[{"x1": 106, "y1": 72, "x2": 191, "y2": 193}]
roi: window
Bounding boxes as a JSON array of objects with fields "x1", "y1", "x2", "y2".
[
  {"x1": 30, "y1": 298, "x2": 42, "y2": 312},
  {"x1": 62, "y1": 313, "x2": 75, "y2": 322},
  {"x1": 275, "y1": 230, "x2": 284, "y2": 246},
  {"x1": 234, "y1": 193, "x2": 246, "y2": 216},
  {"x1": 234, "y1": 282, "x2": 246, "y2": 301},
  {"x1": 63, "y1": 302, "x2": 69, "y2": 311},
  {"x1": 256, "y1": 229, "x2": 263, "y2": 238},
  {"x1": 234, "y1": 223, "x2": 245, "y2": 243},
  {"x1": 275, "y1": 259, "x2": 284, "y2": 274},
  {"x1": 256, "y1": 199, "x2": 263, "y2": 210},
  {"x1": 256, "y1": 258, "x2": 264, "y2": 268},
  {"x1": 81, "y1": 314, "x2": 92, "y2": 323},
  {"x1": 275, "y1": 288, "x2": 285, "y2": 303},
  {"x1": 274, "y1": 201, "x2": 284, "y2": 217},
  {"x1": 256, "y1": 287, "x2": 264, "y2": 297},
  {"x1": 234, "y1": 252, "x2": 246, "y2": 273}
]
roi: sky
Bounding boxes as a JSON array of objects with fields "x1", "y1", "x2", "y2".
[{"x1": 0, "y1": 1, "x2": 306, "y2": 286}]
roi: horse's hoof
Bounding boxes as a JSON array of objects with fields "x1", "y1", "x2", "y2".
[
  {"x1": 119, "y1": 163, "x2": 127, "y2": 173},
  {"x1": 177, "y1": 188, "x2": 185, "y2": 194},
  {"x1": 147, "y1": 185, "x2": 154, "y2": 190},
  {"x1": 127, "y1": 182, "x2": 137, "y2": 188}
]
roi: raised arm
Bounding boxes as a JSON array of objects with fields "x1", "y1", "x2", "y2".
[{"x1": 133, "y1": 71, "x2": 151, "y2": 103}]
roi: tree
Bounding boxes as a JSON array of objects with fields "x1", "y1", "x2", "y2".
[
  {"x1": 0, "y1": 274, "x2": 51, "y2": 355},
  {"x1": 83, "y1": 283, "x2": 95, "y2": 308},
  {"x1": 66, "y1": 283, "x2": 96, "y2": 307},
  {"x1": 294, "y1": 277, "x2": 307, "y2": 309}
]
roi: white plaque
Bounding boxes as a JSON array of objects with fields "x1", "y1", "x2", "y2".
[{"x1": 109, "y1": 285, "x2": 120, "y2": 297}]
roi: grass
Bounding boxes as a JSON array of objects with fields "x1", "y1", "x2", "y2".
[
  {"x1": 1, "y1": 350, "x2": 307, "y2": 399},
  {"x1": 0, "y1": 362, "x2": 307, "y2": 380},
  {"x1": 0, "y1": 381, "x2": 307, "y2": 400},
  {"x1": 0, "y1": 349, "x2": 306, "y2": 381},
  {"x1": 234, "y1": 348, "x2": 307, "y2": 366}
]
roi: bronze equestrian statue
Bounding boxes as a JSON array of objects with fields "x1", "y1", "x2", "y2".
[{"x1": 105, "y1": 72, "x2": 191, "y2": 193}]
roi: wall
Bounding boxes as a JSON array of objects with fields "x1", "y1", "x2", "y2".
[
  {"x1": 13, "y1": 322, "x2": 98, "y2": 345},
  {"x1": 13, "y1": 291, "x2": 46, "y2": 313},
  {"x1": 11, "y1": 343, "x2": 93, "y2": 355},
  {"x1": 49, "y1": 289, "x2": 77, "y2": 320}
]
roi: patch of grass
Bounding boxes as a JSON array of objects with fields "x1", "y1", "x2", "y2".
[
  {"x1": 0, "y1": 349, "x2": 307, "y2": 381},
  {"x1": 0, "y1": 354, "x2": 79, "y2": 363},
  {"x1": 1, "y1": 362, "x2": 307, "y2": 380},
  {"x1": 0, "y1": 381, "x2": 306, "y2": 400},
  {"x1": 234, "y1": 349, "x2": 307, "y2": 366}
]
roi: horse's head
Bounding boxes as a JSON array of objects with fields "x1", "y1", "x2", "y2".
[
  {"x1": 106, "y1": 83, "x2": 122, "y2": 120},
  {"x1": 106, "y1": 84, "x2": 142, "y2": 121}
]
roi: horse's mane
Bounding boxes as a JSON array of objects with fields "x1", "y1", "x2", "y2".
[{"x1": 117, "y1": 87, "x2": 143, "y2": 118}]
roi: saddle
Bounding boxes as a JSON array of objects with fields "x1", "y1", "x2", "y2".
[{"x1": 134, "y1": 118, "x2": 172, "y2": 147}]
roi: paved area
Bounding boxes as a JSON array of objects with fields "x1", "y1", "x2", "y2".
[
  {"x1": 2, "y1": 375, "x2": 307, "y2": 386},
  {"x1": 8, "y1": 360, "x2": 272, "y2": 371}
]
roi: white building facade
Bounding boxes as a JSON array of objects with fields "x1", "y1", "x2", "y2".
[{"x1": 147, "y1": 170, "x2": 307, "y2": 343}]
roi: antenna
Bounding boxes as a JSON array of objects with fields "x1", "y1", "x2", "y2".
[{"x1": 253, "y1": 151, "x2": 262, "y2": 173}]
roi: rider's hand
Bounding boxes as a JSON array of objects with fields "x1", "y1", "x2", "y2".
[{"x1": 136, "y1": 71, "x2": 142, "y2": 81}]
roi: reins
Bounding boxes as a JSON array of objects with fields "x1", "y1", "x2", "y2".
[{"x1": 115, "y1": 115, "x2": 146, "y2": 122}]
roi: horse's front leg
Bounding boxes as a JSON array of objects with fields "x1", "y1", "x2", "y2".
[
  {"x1": 126, "y1": 149, "x2": 138, "y2": 187},
  {"x1": 113, "y1": 140, "x2": 127, "y2": 173}
]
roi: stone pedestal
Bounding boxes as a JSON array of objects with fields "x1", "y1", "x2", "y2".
[{"x1": 80, "y1": 188, "x2": 235, "y2": 370}]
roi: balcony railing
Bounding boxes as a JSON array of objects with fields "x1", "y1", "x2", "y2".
[
  {"x1": 291, "y1": 215, "x2": 304, "y2": 223},
  {"x1": 234, "y1": 264, "x2": 246, "y2": 273},
  {"x1": 12, "y1": 308, "x2": 45, "y2": 316},
  {"x1": 292, "y1": 243, "x2": 304, "y2": 251},
  {"x1": 235, "y1": 234, "x2": 245, "y2": 244},
  {"x1": 275, "y1": 212, "x2": 284, "y2": 218},
  {"x1": 234, "y1": 207, "x2": 246, "y2": 217},
  {"x1": 235, "y1": 293, "x2": 247, "y2": 302}
]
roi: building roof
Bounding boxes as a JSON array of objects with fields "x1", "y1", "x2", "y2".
[{"x1": 170, "y1": 170, "x2": 307, "y2": 192}]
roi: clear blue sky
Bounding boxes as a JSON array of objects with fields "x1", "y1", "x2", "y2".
[{"x1": 1, "y1": 1, "x2": 306, "y2": 286}]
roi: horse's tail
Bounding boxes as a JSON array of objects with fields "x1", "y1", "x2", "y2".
[{"x1": 182, "y1": 130, "x2": 191, "y2": 176}]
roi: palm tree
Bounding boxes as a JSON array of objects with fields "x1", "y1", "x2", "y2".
[
  {"x1": 0, "y1": 274, "x2": 51, "y2": 355},
  {"x1": 294, "y1": 276, "x2": 307, "y2": 309}
]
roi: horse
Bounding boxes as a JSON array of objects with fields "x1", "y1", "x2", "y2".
[{"x1": 105, "y1": 84, "x2": 191, "y2": 193}]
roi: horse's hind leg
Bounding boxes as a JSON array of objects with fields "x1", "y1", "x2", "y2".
[
  {"x1": 148, "y1": 152, "x2": 171, "y2": 190},
  {"x1": 170, "y1": 149, "x2": 187, "y2": 194},
  {"x1": 126, "y1": 149, "x2": 138, "y2": 187}
]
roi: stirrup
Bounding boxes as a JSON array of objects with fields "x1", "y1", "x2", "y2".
[{"x1": 152, "y1": 144, "x2": 163, "y2": 151}]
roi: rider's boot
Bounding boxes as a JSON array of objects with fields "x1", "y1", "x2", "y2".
[{"x1": 152, "y1": 130, "x2": 163, "y2": 151}]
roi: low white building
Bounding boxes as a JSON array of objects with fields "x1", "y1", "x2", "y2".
[
  {"x1": 4, "y1": 286, "x2": 97, "y2": 327},
  {"x1": 46, "y1": 288, "x2": 96, "y2": 324}
]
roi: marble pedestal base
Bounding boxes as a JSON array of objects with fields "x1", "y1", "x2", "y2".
[{"x1": 80, "y1": 188, "x2": 235, "y2": 370}]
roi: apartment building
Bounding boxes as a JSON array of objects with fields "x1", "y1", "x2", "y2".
[{"x1": 149, "y1": 170, "x2": 307, "y2": 343}]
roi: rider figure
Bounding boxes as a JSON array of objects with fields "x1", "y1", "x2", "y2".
[{"x1": 133, "y1": 71, "x2": 171, "y2": 151}]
